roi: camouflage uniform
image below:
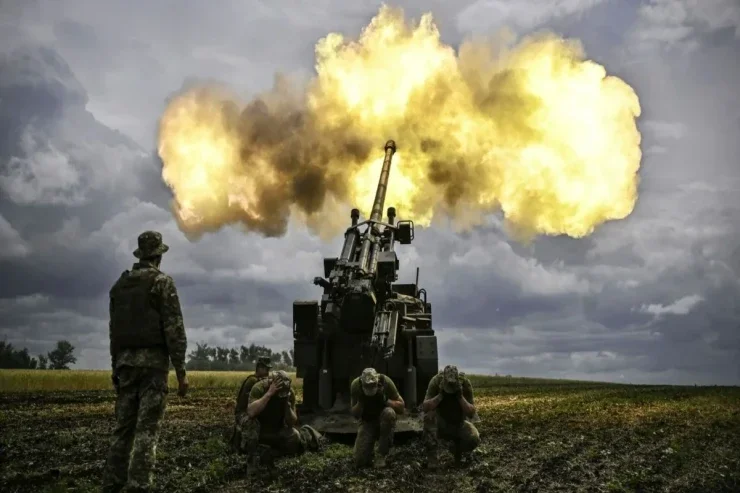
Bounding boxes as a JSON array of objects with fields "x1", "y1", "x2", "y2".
[
  {"x1": 350, "y1": 368, "x2": 403, "y2": 468},
  {"x1": 230, "y1": 357, "x2": 271, "y2": 453},
  {"x1": 102, "y1": 231, "x2": 188, "y2": 493},
  {"x1": 423, "y1": 365, "x2": 480, "y2": 466},
  {"x1": 244, "y1": 371, "x2": 320, "y2": 468}
]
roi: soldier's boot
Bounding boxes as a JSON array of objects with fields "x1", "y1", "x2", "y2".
[
  {"x1": 263, "y1": 451, "x2": 276, "y2": 469},
  {"x1": 454, "y1": 447, "x2": 463, "y2": 465},
  {"x1": 300, "y1": 425, "x2": 325, "y2": 452},
  {"x1": 101, "y1": 482, "x2": 125, "y2": 493},
  {"x1": 448, "y1": 441, "x2": 461, "y2": 465},
  {"x1": 374, "y1": 454, "x2": 388, "y2": 468},
  {"x1": 246, "y1": 454, "x2": 259, "y2": 478},
  {"x1": 427, "y1": 450, "x2": 440, "y2": 470}
]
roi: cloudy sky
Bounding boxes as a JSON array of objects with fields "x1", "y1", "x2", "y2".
[{"x1": 1, "y1": 0, "x2": 739, "y2": 385}]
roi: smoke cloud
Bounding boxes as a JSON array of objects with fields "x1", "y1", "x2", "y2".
[{"x1": 157, "y1": 5, "x2": 642, "y2": 241}]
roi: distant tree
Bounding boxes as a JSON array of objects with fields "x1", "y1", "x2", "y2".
[
  {"x1": 47, "y1": 340, "x2": 76, "y2": 370},
  {"x1": 0, "y1": 340, "x2": 39, "y2": 369},
  {"x1": 216, "y1": 347, "x2": 229, "y2": 363},
  {"x1": 188, "y1": 342, "x2": 209, "y2": 361},
  {"x1": 282, "y1": 350, "x2": 293, "y2": 367},
  {"x1": 25, "y1": 350, "x2": 38, "y2": 369},
  {"x1": 228, "y1": 348, "x2": 240, "y2": 366},
  {"x1": 38, "y1": 354, "x2": 48, "y2": 370},
  {"x1": 246, "y1": 343, "x2": 257, "y2": 363},
  {"x1": 184, "y1": 340, "x2": 296, "y2": 372},
  {"x1": 187, "y1": 343, "x2": 212, "y2": 370}
]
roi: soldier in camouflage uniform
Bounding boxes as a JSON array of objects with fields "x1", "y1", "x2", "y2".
[
  {"x1": 230, "y1": 356, "x2": 272, "y2": 452},
  {"x1": 350, "y1": 368, "x2": 405, "y2": 468},
  {"x1": 422, "y1": 365, "x2": 480, "y2": 469},
  {"x1": 244, "y1": 370, "x2": 323, "y2": 471},
  {"x1": 101, "y1": 231, "x2": 189, "y2": 493}
]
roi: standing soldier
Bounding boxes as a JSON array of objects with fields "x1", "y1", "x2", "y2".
[
  {"x1": 244, "y1": 370, "x2": 323, "y2": 471},
  {"x1": 102, "y1": 231, "x2": 189, "y2": 493},
  {"x1": 230, "y1": 356, "x2": 272, "y2": 452},
  {"x1": 350, "y1": 368, "x2": 405, "y2": 468},
  {"x1": 421, "y1": 365, "x2": 480, "y2": 469}
]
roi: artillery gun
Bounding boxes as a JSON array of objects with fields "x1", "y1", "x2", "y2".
[{"x1": 292, "y1": 140, "x2": 439, "y2": 433}]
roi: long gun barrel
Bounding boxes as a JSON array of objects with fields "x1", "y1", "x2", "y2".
[
  {"x1": 370, "y1": 140, "x2": 396, "y2": 222},
  {"x1": 358, "y1": 140, "x2": 396, "y2": 274}
]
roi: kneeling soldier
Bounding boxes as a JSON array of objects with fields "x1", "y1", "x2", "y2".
[
  {"x1": 230, "y1": 356, "x2": 271, "y2": 452},
  {"x1": 422, "y1": 365, "x2": 480, "y2": 469},
  {"x1": 245, "y1": 370, "x2": 322, "y2": 470},
  {"x1": 350, "y1": 368, "x2": 405, "y2": 468}
]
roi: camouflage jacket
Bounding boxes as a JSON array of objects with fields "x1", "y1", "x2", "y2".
[
  {"x1": 109, "y1": 260, "x2": 188, "y2": 379},
  {"x1": 248, "y1": 378, "x2": 297, "y2": 430}
]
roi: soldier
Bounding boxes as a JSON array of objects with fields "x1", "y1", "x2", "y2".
[
  {"x1": 421, "y1": 364, "x2": 480, "y2": 469},
  {"x1": 102, "y1": 231, "x2": 189, "y2": 493},
  {"x1": 230, "y1": 356, "x2": 272, "y2": 452},
  {"x1": 244, "y1": 370, "x2": 322, "y2": 471},
  {"x1": 350, "y1": 368, "x2": 405, "y2": 468}
]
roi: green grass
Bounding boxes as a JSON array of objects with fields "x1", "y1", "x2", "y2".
[
  {"x1": 0, "y1": 372, "x2": 738, "y2": 493},
  {"x1": 0, "y1": 369, "x2": 301, "y2": 393}
]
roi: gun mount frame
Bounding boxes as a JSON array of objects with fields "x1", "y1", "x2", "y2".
[{"x1": 291, "y1": 140, "x2": 439, "y2": 434}]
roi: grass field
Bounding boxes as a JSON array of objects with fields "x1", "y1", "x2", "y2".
[
  {"x1": 0, "y1": 369, "x2": 279, "y2": 392},
  {"x1": 1, "y1": 370, "x2": 738, "y2": 492}
]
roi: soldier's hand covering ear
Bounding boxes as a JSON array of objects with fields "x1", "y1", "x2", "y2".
[{"x1": 267, "y1": 379, "x2": 282, "y2": 396}]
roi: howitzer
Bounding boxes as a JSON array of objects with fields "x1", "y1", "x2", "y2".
[{"x1": 292, "y1": 140, "x2": 439, "y2": 434}]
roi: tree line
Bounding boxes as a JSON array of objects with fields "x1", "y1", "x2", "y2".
[
  {"x1": 0, "y1": 340, "x2": 77, "y2": 369},
  {"x1": 186, "y1": 342, "x2": 295, "y2": 371},
  {"x1": 0, "y1": 339, "x2": 295, "y2": 372}
]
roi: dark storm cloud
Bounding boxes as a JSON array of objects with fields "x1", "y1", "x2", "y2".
[
  {"x1": 0, "y1": 39, "x2": 324, "y2": 367},
  {"x1": 3, "y1": 0, "x2": 480, "y2": 149}
]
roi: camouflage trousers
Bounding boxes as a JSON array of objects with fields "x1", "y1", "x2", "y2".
[
  {"x1": 422, "y1": 412, "x2": 480, "y2": 459},
  {"x1": 354, "y1": 407, "x2": 397, "y2": 467},
  {"x1": 101, "y1": 366, "x2": 169, "y2": 493},
  {"x1": 240, "y1": 416, "x2": 306, "y2": 459},
  {"x1": 229, "y1": 412, "x2": 249, "y2": 453}
]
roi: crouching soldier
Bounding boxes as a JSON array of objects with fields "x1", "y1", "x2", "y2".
[
  {"x1": 230, "y1": 356, "x2": 272, "y2": 452},
  {"x1": 350, "y1": 368, "x2": 405, "y2": 468},
  {"x1": 422, "y1": 365, "x2": 480, "y2": 469},
  {"x1": 244, "y1": 370, "x2": 322, "y2": 471}
]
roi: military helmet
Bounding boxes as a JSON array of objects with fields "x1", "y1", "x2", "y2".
[
  {"x1": 271, "y1": 370, "x2": 291, "y2": 398},
  {"x1": 360, "y1": 368, "x2": 380, "y2": 396},
  {"x1": 256, "y1": 356, "x2": 272, "y2": 369},
  {"x1": 442, "y1": 365, "x2": 461, "y2": 393},
  {"x1": 134, "y1": 231, "x2": 169, "y2": 259}
]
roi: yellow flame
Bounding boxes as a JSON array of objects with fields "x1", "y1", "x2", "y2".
[{"x1": 157, "y1": 5, "x2": 641, "y2": 240}]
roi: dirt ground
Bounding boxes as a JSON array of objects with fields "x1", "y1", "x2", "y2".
[{"x1": 1, "y1": 376, "x2": 739, "y2": 492}]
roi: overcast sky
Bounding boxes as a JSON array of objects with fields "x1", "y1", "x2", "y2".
[{"x1": 1, "y1": 0, "x2": 739, "y2": 385}]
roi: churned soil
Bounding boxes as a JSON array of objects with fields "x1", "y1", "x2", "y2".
[{"x1": 1, "y1": 375, "x2": 739, "y2": 492}]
